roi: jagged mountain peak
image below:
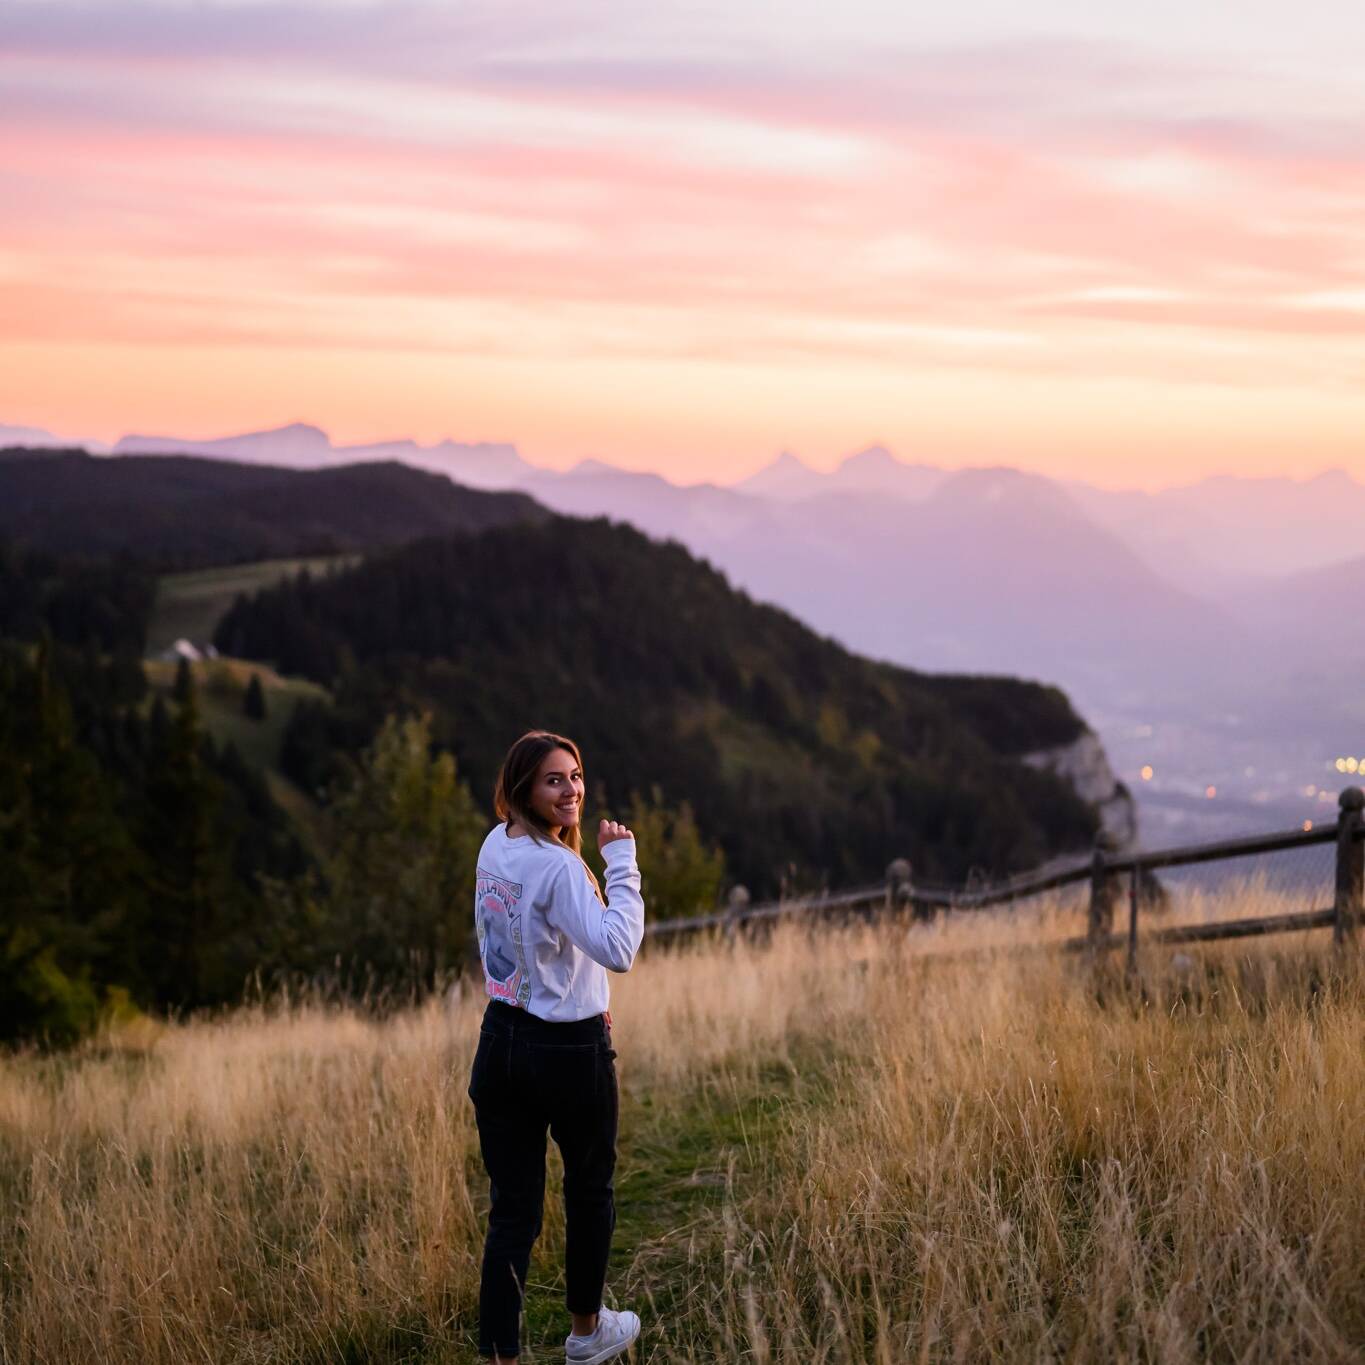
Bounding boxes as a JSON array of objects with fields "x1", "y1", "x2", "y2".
[
  {"x1": 260, "y1": 421, "x2": 327, "y2": 439},
  {"x1": 566, "y1": 458, "x2": 626, "y2": 478},
  {"x1": 731, "y1": 449, "x2": 826, "y2": 499},
  {"x1": 839, "y1": 443, "x2": 898, "y2": 470}
]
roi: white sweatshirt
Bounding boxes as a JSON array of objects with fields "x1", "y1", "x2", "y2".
[{"x1": 474, "y1": 822, "x2": 646, "y2": 1022}]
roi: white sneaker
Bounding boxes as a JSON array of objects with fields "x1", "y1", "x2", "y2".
[{"x1": 565, "y1": 1305, "x2": 641, "y2": 1364}]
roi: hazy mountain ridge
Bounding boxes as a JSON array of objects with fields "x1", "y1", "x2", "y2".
[
  {"x1": 20, "y1": 418, "x2": 1365, "y2": 585},
  {"x1": 105, "y1": 421, "x2": 537, "y2": 491},
  {"x1": 734, "y1": 445, "x2": 946, "y2": 502},
  {"x1": 727, "y1": 467, "x2": 1243, "y2": 690},
  {"x1": 0, "y1": 424, "x2": 111, "y2": 454},
  {"x1": 1222, "y1": 550, "x2": 1365, "y2": 645},
  {"x1": 8, "y1": 427, "x2": 1352, "y2": 699},
  {"x1": 484, "y1": 453, "x2": 1246, "y2": 704},
  {"x1": 114, "y1": 421, "x2": 334, "y2": 465},
  {"x1": 0, "y1": 448, "x2": 546, "y2": 570},
  {"x1": 1067, "y1": 468, "x2": 1365, "y2": 584}
]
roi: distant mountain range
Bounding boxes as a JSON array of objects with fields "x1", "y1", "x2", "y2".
[
  {"x1": 2, "y1": 419, "x2": 1351, "y2": 703},
  {"x1": 734, "y1": 445, "x2": 947, "y2": 503},
  {"x1": 12, "y1": 418, "x2": 1363, "y2": 582},
  {"x1": 7, "y1": 417, "x2": 1363, "y2": 843}
]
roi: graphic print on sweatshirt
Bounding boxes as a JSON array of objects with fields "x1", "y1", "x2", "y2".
[{"x1": 475, "y1": 868, "x2": 531, "y2": 1008}]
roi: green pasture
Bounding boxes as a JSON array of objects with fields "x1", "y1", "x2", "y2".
[
  {"x1": 144, "y1": 655, "x2": 329, "y2": 776},
  {"x1": 147, "y1": 555, "x2": 359, "y2": 657}
]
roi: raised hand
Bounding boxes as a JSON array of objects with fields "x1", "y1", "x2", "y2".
[{"x1": 598, "y1": 818, "x2": 633, "y2": 849}]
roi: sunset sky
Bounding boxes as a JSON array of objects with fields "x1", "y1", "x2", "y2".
[{"x1": 3, "y1": 0, "x2": 1364, "y2": 488}]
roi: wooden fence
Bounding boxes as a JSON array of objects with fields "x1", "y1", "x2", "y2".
[{"x1": 644, "y1": 785, "x2": 1365, "y2": 969}]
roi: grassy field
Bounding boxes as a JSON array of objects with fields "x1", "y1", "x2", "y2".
[
  {"x1": 144, "y1": 655, "x2": 329, "y2": 776},
  {"x1": 1, "y1": 923, "x2": 1362, "y2": 1364},
  {"x1": 147, "y1": 555, "x2": 359, "y2": 657}
]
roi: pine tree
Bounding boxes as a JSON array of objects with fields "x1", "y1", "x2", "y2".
[
  {"x1": 0, "y1": 640, "x2": 143, "y2": 1042},
  {"x1": 173, "y1": 655, "x2": 193, "y2": 703},
  {"x1": 147, "y1": 692, "x2": 170, "y2": 750},
  {"x1": 108, "y1": 642, "x2": 148, "y2": 707},
  {"x1": 280, "y1": 699, "x2": 336, "y2": 796},
  {"x1": 243, "y1": 673, "x2": 267, "y2": 721},
  {"x1": 267, "y1": 712, "x2": 483, "y2": 994},
  {"x1": 137, "y1": 675, "x2": 234, "y2": 1007},
  {"x1": 584, "y1": 786, "x2": 726, "y2": 921}
]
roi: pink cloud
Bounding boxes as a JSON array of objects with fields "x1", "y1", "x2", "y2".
[{"x1": 2, "y1": 8, "x2": 1364, "y2": 478}]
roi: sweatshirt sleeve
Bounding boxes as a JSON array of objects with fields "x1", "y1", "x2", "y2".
[{"x1": 545, "y1": 839, "x2": 645, "y2": 973}]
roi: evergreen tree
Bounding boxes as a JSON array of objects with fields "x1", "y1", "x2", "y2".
[
  {"x1": 280, "y1": 698, "x2": 340, "y2": 796},
  {"x1": 108, "y1": 642, "x2": 148, "y2": 707},
  {"x1": 243, "y1": 673, "x2": 267, "y2": 721},
  {"x1": 147, "y1": 692, "x2": 170, "y2": 749},
  {"x1": 136, "y1": 674, "x2": 236, "y2": 1007},
  {"x1": 173, "y1": 655, "x2": 193, "y2": 703},
  {"x1": 0, "y1": 541, "x2": 155, "y2": 654},
  {"x1": 266, "y1": 712, "x2": 483, "y2": 995},
  {"x1": 0, "y1": 640, "x2": 143, "y2": 1041},
  {"x1": 0, "y1": 624, "x2": 310, "y2": 1042},
  {"x1": 585, "y1": 787, "x2": 726, "y2": 921}
]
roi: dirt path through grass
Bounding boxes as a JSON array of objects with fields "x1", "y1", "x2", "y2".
[{"x1": 467, "y1": 1052, "x2": 828, "y2": 1363}]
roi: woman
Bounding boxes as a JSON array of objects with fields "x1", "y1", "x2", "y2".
[{"x1": 468, "y1": 730, "x2": 645, "y2": 1364}]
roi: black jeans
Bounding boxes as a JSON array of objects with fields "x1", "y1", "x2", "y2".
[{"x1": 468, "y1": 1000, "x2": 619, "y2": 1359}]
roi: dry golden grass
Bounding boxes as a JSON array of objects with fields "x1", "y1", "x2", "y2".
[{"x1": 1, "y1": 912, "x2": 1362, "y2": 1363}]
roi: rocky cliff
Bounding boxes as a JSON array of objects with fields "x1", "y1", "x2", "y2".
[{"x1": 1024, "y1": 729, "x2": 1137, "y2": 850}]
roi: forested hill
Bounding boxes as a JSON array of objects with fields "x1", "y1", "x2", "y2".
[
  {"x1": 216, "y1": 516, "x2": 1097, "y2": 892},
  {"x1": 0, "y1": 448, "x2": 546, "y2": 570}
]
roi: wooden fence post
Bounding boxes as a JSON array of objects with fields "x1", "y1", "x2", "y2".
[
  {"x1": 725, "y1": 885, "x2": 751, "y2": 942},
  {"x1": 1088, "y1": 834, "x2": 1118, "y2": 953},
  {"x1": 1126, "y1": 864, "x2": 1140, "y2": 975},
  {"x1": 885, "y1": 859, "x2": 912, "y2": 919},
  {"x1": 1334, "y1": 787, "x2": 1364, "y2": 948}
]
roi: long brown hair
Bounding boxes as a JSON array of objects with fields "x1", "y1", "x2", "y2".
[{"x1": 494, "y1": 730, "x2": 604, "y2": 900}]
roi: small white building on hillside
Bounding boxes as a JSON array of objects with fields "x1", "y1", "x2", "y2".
[{"x1": 156, "y1": 638, "x2": 220, "y2": 664}]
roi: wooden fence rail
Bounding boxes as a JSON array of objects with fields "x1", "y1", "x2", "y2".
[{"x1": 643, "y1": 786, "x2": 1365, "y2": 965}]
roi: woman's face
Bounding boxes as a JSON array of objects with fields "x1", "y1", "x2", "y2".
[{"x1": 527, "y1": 747, "x2": 584, "y2": 832}]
